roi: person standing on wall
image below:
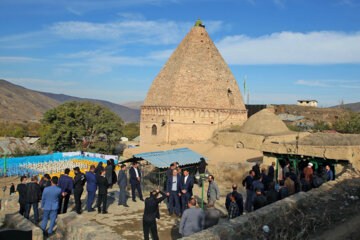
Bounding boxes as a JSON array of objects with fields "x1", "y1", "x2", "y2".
[
  {"x1": 85, "y1": 165, "x2": 97, "y2": 212},
  {"x1": 73, "y1": 167, "x2": 86, "y2": 214},
  {"x1": 58, "y1": 168, "x2": 73, "y2": 214},
  {"x1": 129, "y1": 162, "x2": 143, "y2": 202}
]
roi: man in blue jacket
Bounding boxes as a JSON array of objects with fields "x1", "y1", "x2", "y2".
[
  {"x1": 118, "y1": 164, "x2": 129, "y2": 207},
  {"x1": 180, "y1": 169, "x2": 194, "y2": 213},
  {"x1": 166, "y1": 169, "x2": 181, "y2": 216},
  {"x1": 41, "y1": 176, "x2": 62, "y2": 237},
  {"x1": 57, "y1": 168, "x2": 73, "y2": 214},
  {"x1": 129, "y1": 162, "x2": 143, "y2": 202},
  {"x1": 85, "y1": 165, "x2": 97, "y2": 212}
]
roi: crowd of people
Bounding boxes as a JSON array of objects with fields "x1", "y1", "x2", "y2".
[
  {"x1": 11, "y1": 157, "x2": 334, "y2": 238},
  {"x1": 14, "y1": 159, "x2": 134, "y2": 237},
  {"x1": 241, "y1": 161, "x2": 335, "y2": 213}
]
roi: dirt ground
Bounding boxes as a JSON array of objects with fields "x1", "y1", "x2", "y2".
[{"x1": 123, "y1": 142, "x2": 263, "y2": 165}]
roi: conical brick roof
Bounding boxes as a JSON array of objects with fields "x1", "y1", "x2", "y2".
[{"x1": 143, "y1": 24, "x2": 246, "y2": 110}]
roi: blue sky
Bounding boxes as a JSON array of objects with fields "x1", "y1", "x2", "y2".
[{"x1": 1, "y1": 0, "x2": 359, "y2": 106}]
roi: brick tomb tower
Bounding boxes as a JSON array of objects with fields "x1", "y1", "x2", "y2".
[{"x1": 140, "y1": 20, "x2": 247, "y2": 145}]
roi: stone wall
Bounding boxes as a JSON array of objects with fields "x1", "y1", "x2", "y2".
[
  {"x1": 56, "y1": 212, "x2": 120, "y2": 240},
  {"x1": 182, "y1": 170, "x2": 360, "y2": 239},
  {"x1": 4, "y1": 213, "x2": 43, "y2": 240},
  {"x1": 140, "y1": 106, "x2": 247, "y2": 145}
]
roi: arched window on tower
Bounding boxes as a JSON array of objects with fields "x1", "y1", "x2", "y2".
[{"x1": 152, "y1": 124, "x2": 157, "y2": 136}]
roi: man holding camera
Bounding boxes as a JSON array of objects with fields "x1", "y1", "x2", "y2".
[{"x1": 143, "y1": 189, "x2": 167, "y2": 240}]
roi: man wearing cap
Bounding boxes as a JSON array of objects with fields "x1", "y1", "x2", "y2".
[
  {"x1": 73, "y1": 167, "x2": 86, "y2": 214},
  {"x1": 304, "y1": 163, "x2": 314, "y2": 183}
]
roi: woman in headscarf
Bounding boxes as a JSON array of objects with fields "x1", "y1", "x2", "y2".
[{"x1": 95, "y1": 162, "x2": 104, "y2": 176}]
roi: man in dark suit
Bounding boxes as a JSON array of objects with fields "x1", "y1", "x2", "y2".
[
  {"x1": 16, "y1": 175, "x2": 27, "y2": 216},
  {"x1": 24, "y1": 176, "x2": 41, "y2": 223},
  {"x1": 85, "y1": 165, "x2": 97, "y2": 212},
  {"x1": 143, "y1": 189, "x2": 167, "y2": 240},
  {"x1": 105, "y1": 160, "x2": 113, "y2": 187},
  {"x1": 58, "y1": 168, "x2": 74, "y2": 214},
  {"x1": 96, "y1": 169, "x2": 109, "y2": 214},
  {"x1": 118, "y1": 164, "x2": 129, "y2": 207},
  {"x1": 73, "y1": 167, "x2": 86, "y2": 214},
  {"x1": 180, "y1": 169, "x2": 194, "y2": 213},
  {"x1": 166, "y1": 169, "x2": 181, "y2": 216},
  {"x1": 225, "y1": 184, "x2": 243, "y2": 216},
  {"x1": 129, "y1": 162, "x2": 143, "y2": 202},
  {"x1": 41, "y1": 176, "x2": 62, "y2": 237},
  {"x1": 268, "y1": 162, "x2": 275, "y2": 182}
]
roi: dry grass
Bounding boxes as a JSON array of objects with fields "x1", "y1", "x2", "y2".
[{"x1": 298, "y1": 133, "x2": 360, "y2": 146}]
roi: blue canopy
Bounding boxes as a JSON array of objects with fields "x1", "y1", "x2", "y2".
[{"x1": 134, "y1": 148, "x2": 208, "y2": 168}]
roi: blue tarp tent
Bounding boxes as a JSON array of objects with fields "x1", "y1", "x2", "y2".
[{"x1": 133, "y1": 148, "x2": 208, "y2": 168}]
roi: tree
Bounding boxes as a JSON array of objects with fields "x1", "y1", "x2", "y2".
[
  {"x1": 312, "y1": 121, "x2": 331, "y2": 132},
  {"x1": 40, "y1": 101, "x2": 124, "y2": 153},
  {"x1": 333, "y1": 111, "x2": 360, "y2": 134},
  {"x1": 122, "y1": 122, "x2": 139, "y2": 140}
]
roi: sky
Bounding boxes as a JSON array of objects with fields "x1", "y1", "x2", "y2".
[{"x1": 0, "y1": 0, "x2": 359, "y2": 106}]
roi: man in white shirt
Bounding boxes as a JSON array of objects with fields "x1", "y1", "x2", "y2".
[
  {"x1": 130, "y1": 162, "x2": 143, "y2": 202},
  {"x1": 166, "y1": 169, "x2": 181, "y2": 216},
  {"x1": 180, "y1": 169, "x2": 194, "y2": 213}
]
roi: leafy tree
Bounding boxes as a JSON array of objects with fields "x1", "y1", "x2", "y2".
[
  {"x1": 122, "y1": 122, "x2": 139, "y2": 140},
  {"x1": 333, "y1": 112, "x2": 360, "y2": 134},
  {"x1": 40, "y1": 101, "x2": 124, "y2": 153},
  {"x1": 13, "y1": 127, "x2": 26, "y2": 138}
]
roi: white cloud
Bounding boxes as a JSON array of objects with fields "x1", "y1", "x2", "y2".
[
  {"x1": 295, "y1": 80, "x2": 330, "y2": 87},
  {"x1": 66, "y1": 7, "x2": 82, "y2": 16},
  {"x1": 217, "y1": 31, "x2": 360, "y2": 65},
  {"x1": 0, "y1": 18, "x2": 225, "y2": 49},
  {"x1": 0, "y1": 56, "x2": 40, "y2": 62},
  {"x1": 295, "y1": 79, "x2": 360, "y2": 88},
  {"x1": 49, "y1": 20, "x2": 192, "y2": 45}
]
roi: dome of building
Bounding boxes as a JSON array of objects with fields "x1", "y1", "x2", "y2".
[{"x1": 240, "y1": 109, "x2": 291, "y2": 136}]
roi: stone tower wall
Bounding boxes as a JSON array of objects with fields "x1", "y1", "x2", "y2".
[{"x1": 140, "y1": 106, "x2": 247, "y2": 144}]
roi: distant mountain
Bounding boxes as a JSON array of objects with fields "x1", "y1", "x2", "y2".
[
  {"x1": 0, "y1": 79, "x2": 60, "y2": 122},
  {"x1": 331, "y1": 102, "x2": 360, "y2": 112},
  {"x1": 37, "y1": 91, "x2": 140, "y2": 122},
  {"x1": 119, "y1": 101, "x2": 143, "y2": 110}
]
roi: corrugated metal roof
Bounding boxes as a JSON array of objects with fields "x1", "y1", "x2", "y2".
[
  {"x1": 134, "y1": 148, "x2": 207, "y2": 168},
  {"x1": 0, "y1": 138, "x2": 31, "y2": 155}
]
